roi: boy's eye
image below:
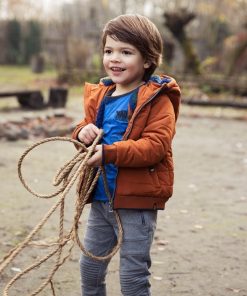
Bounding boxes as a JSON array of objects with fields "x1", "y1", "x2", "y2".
[
  {"x1": 104, "y1": 49, "x2": 112, "y2": 54},
  {"x1": 122, "y1": 50, "x2": 132, "y2": 55}
]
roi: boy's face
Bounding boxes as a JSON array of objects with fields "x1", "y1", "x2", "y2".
[{"x1": 103, "y1": 35, "x2": 150, "y2": 92}]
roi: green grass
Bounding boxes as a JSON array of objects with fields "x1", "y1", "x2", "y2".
[
  {"x1": 0, "y1": 65, "x2": 56, "y2": 87},
  {"x1": 0, "y1": 65, "x2": 84, "y2": 96}
]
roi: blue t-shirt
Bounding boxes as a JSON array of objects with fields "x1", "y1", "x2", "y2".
[{"x1": 93, "y1": 88, "x2": 137, "y2": 202}]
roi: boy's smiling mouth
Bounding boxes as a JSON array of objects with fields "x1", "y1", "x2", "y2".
[{"x1": 110, "y1": 67, "x2": 125, "y2": 72}]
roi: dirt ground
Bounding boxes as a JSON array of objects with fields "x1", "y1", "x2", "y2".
[{"x1": 0, "y1": 99, "x2": 247, "y2": 296}]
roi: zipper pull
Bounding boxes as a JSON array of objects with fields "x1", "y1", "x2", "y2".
[
  {"x1": 101, "y1": 166, "x2": 114, "y2": 212},
  {"x1": 108, "y1": 201, "x2": 113, "y2": 212}
]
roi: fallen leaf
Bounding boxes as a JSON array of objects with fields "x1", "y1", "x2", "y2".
[
  {"x1": 11, "y1": 267, "x2": 21, "y2": 273},
  {"x1": 235, "y1": 142, "x2": 243, "y2": 149},
  {"x1": 153, "y1": 276, "x2": 163, "y2": 281},
  {"x1": 158, "y1": 247, "x2": 165, "y2": 251},
  {"x1": 153, "y1": 261, "x2": 164, "y2": 265},
  {"x1": 188, "y1": 184, "x2": 199, "y2": 192},
  {"x1": 194, "y1": 224, "x2": 203, "y2": 229},
  {"x1": 180, "y1": 209, "x2": 188, "y2": 214},
  {"x1": 156, "y1": 240, "x2": 169, "y2": 246},
  {"x1": 226, "y1": 288, "x2": 242, "y2": 293}
]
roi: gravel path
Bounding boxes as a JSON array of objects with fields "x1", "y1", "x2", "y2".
[{"x1": 0, "y1": 103, "x2": 247, "y2": 295}]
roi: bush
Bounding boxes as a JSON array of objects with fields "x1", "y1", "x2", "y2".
[
  {"x1": 6, "y1": 19, "x2": 22, "y2": 64},
  {"x1": 24, "y1": 20, "x2": 42, "y2": 64}
]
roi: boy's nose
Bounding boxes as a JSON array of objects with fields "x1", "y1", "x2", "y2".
[{"x1": 110, "y1": 52, "x2": 121, "y2": 62}]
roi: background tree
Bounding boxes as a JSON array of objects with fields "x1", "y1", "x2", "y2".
[
  {"x1": 5, "y1": 19, "x2": 22, "y2": 64},
  {"x1": 223, "y1": 23, "x2": 247, "y2": 76},
  {"x1": 24, "y1": 20, "x2": 42, "y2": 64},
  {"x1": 164, "y1": 8, "x2": 201, "y2": 74}
]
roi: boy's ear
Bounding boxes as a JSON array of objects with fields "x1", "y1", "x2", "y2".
[{"x1": 144, "y1": 61, "x2": 151, "y2": 69}]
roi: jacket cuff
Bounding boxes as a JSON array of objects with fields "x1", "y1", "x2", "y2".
[
  {"x1": 103, "y1": 144, "x2": 117, "y2": 164},
  {"x1": 71, "y1": 127, "x2": 83, "y2": 150}
]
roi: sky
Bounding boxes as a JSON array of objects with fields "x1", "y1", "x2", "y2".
[
  {"x1": 43, "y1": 0, "x2": 74, "y2": 9},
  {"x1": 0, "y1": 0, "x2": 75, "y2": 19}
]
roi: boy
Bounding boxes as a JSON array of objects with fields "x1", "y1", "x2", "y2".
[{"x1": 72, "y1": 14, "x2": 181, "y2": 296}]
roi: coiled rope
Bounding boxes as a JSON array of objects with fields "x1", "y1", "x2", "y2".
[{"x1": 0, "y1": 131, "x2": 123, "y2": 296}]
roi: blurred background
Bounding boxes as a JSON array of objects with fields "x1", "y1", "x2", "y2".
[
  {"x1": 0, "y1": 0, "x2": 246, "y2": 99},
  {"x1": 0, "y1": 2, "x2": 247, "y2": 295}
]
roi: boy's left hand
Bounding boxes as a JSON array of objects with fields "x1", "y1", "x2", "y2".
[{"x1": 87, "y1": 145, "x2": 103, "y2": 167}]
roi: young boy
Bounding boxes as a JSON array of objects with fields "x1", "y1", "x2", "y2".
[{"x1": 72, "y1": 14, "x2": 181, "y2": 296}]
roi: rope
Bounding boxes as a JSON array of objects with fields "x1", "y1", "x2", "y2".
[{"x1": 0, "y1": 131, "x2": 123, "y2": 296}]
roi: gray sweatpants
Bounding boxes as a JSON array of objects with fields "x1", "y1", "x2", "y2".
[{"x1": 79, "y1": 201, "x2": 157, "y2": 296}]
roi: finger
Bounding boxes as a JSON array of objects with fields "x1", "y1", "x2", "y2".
[
  {"x1": 87, "y1": 154, "x2": 97, "y2": 166},
  {"x1": 81, "y1": 132, "x2": 91, "y2": 145},
  {"x1": 78, "y1": 129, "x2": 88, "y2": 143},
  {"x1": 90, "y1": 124, "x2": 100, "y2": 134},
  {"x1": 93, "y1": 145, "x2": 100, "y2": 152},
  {"x1": 87, "y1": 150, "x2": 100, "y2": 166},
  {"x1": 87, "y1": 128, "x2": 97, "y2": 142}
]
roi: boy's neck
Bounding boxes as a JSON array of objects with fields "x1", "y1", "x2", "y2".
[{"x1": 112, "y1": 81, "x2": 145, "y2": 96}]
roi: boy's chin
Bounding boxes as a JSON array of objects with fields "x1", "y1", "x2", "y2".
[{"x1": 109, "y1": 77, "x2": 119, "y2": 84}]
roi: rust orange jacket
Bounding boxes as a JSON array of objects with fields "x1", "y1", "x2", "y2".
[{"x1": 72, "y1": 75, "x2": 181, "y2": 210}]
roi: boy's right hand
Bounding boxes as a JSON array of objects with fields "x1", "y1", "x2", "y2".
[{"x1": 77, "y1": 123, "x2": 100, "y2": 145}]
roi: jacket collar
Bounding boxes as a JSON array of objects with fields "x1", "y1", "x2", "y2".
[
  {"x1": 97, "y1": 74, "x2": 181, "y2": 121},
  {"x1": 99, "y1": 75, "x2": 172, "y2": 87}
]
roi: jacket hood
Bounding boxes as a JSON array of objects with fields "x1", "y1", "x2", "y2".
[
  {"x1": 141, "y1": 75, "x2": 181, "y2": 122},
  {"x1": 152, "y1": 75, "x2": 181, "y2": 121},
  {"x1": 99, "y1": 74, "x2": 181, "y2": 121}
]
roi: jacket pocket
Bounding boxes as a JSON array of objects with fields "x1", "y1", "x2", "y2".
[
  {"x1": 117, "y1": 167, "x2": 162, "y2": 197},
  {"x1": 149, "y1": 166, "x2": 161, "y2": 187}
]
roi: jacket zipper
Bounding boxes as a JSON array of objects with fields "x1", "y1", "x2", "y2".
[
  {"x1": 112, "y1": 84, "x2": 167, "y2": 210},
  {"x1": 111, "y1": 167, "x2": 118, "y2": 211}
]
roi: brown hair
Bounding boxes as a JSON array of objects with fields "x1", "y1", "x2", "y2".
[{"x1": 102, "y1": 14, "x2": 163, "y2": 81}]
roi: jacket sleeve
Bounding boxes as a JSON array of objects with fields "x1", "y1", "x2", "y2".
[
  {"x1": 103, "y1": 94, "x2": 176, "y2": 167},
  {"x1": 71, "y1": 83, "x2": 97, "y2": 141}
]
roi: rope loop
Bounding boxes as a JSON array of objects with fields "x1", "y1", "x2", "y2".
[{"x1": 0, "y1": 132, "x2": 123, "y2": 296}]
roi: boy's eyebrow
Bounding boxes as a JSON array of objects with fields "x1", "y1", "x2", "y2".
[{"x1": 104, "y1": 46, "x2": 136, "y2": 51}]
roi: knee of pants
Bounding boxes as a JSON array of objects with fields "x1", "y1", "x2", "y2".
[
  {"x1": 80, "y1": 254, "x2": 108, "y2": 286},
  {"x1": 120, "y1": 273, "x2": 151, "y2": 296},
  {"x1": 119, "y1": 259, "x2": 151, "y2": 296}
]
